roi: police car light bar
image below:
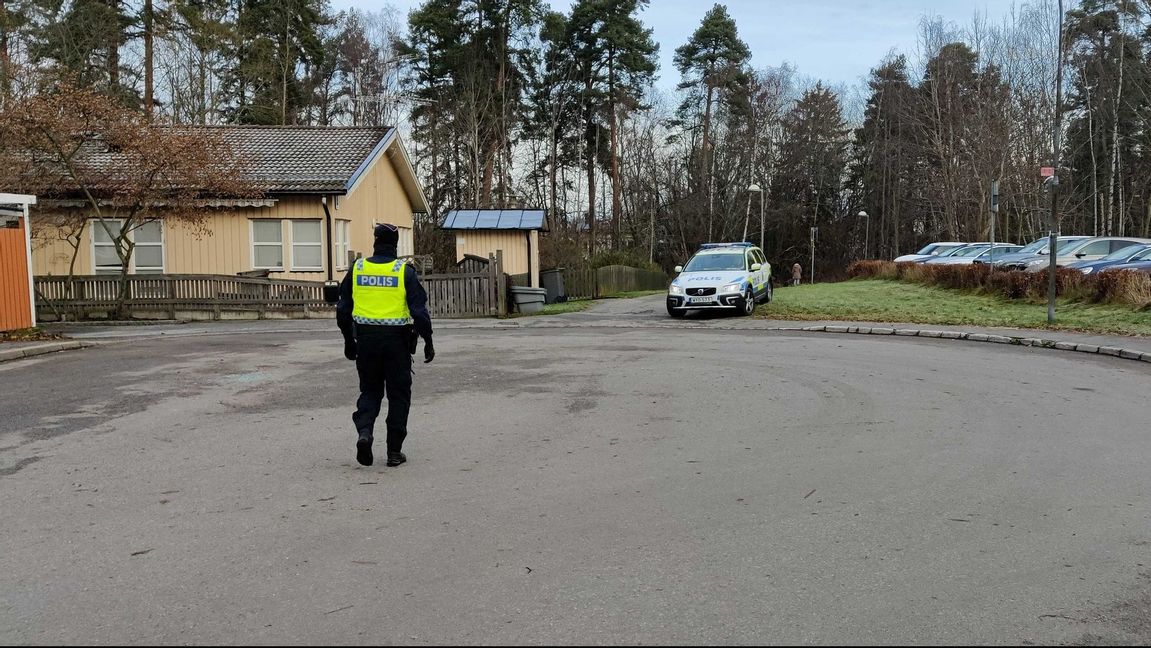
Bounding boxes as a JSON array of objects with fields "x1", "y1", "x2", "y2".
[{"x1": 699, "y1": 242, "x2": 754, "y2": 249}]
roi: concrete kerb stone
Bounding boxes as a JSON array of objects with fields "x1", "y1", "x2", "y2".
[
  {"x1": 0, "y1": 340, "x2": 89, "y2": 363},
  {"x1": 793, "y1": 324, "x2": 1150, "y2": 366}
]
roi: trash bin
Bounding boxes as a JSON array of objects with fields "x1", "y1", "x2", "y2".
[
  {"x1": 322, "y1": 280, "x2": 340, "y2": 304},
  {"x1": 540, "y1": 268, "x2": 566, "y2": 304},
  {"x1": 509, "y1": 286, "x2": 547, "y2": 314}
]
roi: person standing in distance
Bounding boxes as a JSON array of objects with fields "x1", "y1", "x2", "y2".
[{"x1": 336, "y1": 223, "x2": 434, "y2": 468}]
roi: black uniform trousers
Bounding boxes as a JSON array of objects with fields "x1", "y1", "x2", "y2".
[{"x1": 352, "y1": 326, "x2": 413, "y2": 453}]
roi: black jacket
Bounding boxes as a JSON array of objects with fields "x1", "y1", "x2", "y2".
[{"x1": 336, "y1": 243, "x2": 432, "y2": 343}]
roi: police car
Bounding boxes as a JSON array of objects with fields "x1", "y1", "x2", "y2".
[{"x1": 666, "y1": 243, "x2": 773, "y2": 318}]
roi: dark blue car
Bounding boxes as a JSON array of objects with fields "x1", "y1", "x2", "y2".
[
  {"x1": 1103, "y1": 260, "x2": 1151, "y2": 274},
  {"x1": 1067, "y1": 244, "x2": 1151, "y2": 275}
]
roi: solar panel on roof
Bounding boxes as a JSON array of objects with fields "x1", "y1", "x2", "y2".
[
  {"x1": 495, "y1": 210, "x2": 521, "y2": 229},
  {"x1": 475, "y1": 211, "x2": 502, "y2": 228},
  {"x1": 521, "y1": 210, "x2": 546, "y2": 229},
  {"x1": 457, "y1": 210, "x2": 480, "y2": 229},
  {"x1": 440, "y1": 208, "x2": 546, "y2": 229}
]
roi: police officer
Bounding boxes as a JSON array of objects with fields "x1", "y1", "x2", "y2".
[{"x1": 336, "y1": 223, "x2": 434, "y2": 468}]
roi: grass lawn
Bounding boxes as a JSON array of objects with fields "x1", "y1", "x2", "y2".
[{"x1": 761, "y1": 279, "x2": 1151, "y2": 337}]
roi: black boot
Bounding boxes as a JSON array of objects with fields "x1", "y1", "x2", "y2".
[
  {"x1": 386, "y1": 451, "x2": 406, "y2": 467},
  {"x1": 356, "y1": 432, "x2": 373, "y2": 466}
]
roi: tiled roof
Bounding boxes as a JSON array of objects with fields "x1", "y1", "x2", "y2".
[
  {"x1": 69, "y1": 126, "x2": 394, "y2": 194},
  {"x1": 441, "y1": 209, "x2": 548, "y2": 231},
  {"x1": 197, "y1": 126, "x2": 394, "y2": 193}
]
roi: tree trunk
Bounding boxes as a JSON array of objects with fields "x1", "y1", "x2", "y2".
[
  {"x1": 586, "y1": 77, "x2": 597, "y2": 258},
  {"x1": 144, "y1": 0, "x2": 154, "y2": 116},
  {"x1": 608, "y1": 48, "x2": 622, "y2": 250},
  {"x1": 106, "y1": 0, "x2": 122, "y2": 91},
  {"x1": 0, "y1": 0, "x2": 10, "y2": 106},
  {"x1": 702, "y1": 83, "x2": 714, "y2": 241}
]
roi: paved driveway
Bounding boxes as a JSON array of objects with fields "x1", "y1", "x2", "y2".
[{"x1": 2, "y1": 309, "x2": 1150, "y2": 645}]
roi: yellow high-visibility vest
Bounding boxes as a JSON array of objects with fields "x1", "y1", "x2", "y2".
[{"x1": 351, "y1": 258, "x2": 412, "y2": 325}]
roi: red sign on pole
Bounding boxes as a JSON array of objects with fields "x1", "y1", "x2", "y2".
[{"x1": 1040, "y1": 166, "x2": 1055, "y2": 177}]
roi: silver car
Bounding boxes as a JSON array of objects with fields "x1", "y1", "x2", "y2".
[
  {"x1": 894, "y1": 242, "x2": 967, "y2": 263},
  {"x1": 926, "y1": 244, "x2": 1023, "y2": 265},
  {"x1": 1018, "y1": 236, "x2": 1151, "y2": 273},
  {"x1": 667, "y1": 243, "x2": 773, "y2": 318}
]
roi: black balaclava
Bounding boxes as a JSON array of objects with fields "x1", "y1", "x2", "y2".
[{"x1": 373, "y1": 223, "x2": 400, "y2": 257}]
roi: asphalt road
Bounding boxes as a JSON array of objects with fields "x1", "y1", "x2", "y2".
[{"x1": 2, "y1": 300, "x2": 1150, "y2": 645}]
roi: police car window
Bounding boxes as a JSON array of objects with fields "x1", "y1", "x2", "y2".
[{"x1": 683, "y1": 252, "x2": 746, "y2": 272}]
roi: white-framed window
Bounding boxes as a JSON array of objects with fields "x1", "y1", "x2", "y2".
[
  {"x1": 133, "y1": 221, "x2": 164, "y2": 274},
  {"x1": 92, "y1": 219, "x2": 164, "y2": 274},
  {"x1": 291, "y1": 219, "x2": 323, "y2": 271},
  {"x1": 251, "y1": 219, "x2": 284, "y2": 270},
  {"x1": 333, "y1": 219, "x2": 350, "y2": 270}
]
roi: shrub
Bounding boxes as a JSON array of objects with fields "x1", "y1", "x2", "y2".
[
  {"x1": 847, "y1": 260, "x2": 899, "y2": 279},
  {"x1": 847, "y1": 257, "x2": 1151, "y2": 308},
  {"x1": 1092, "y1": 269, "x2": 1151, "y2": 308}
]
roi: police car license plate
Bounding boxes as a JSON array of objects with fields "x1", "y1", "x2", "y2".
[{"x1": 688, "y1": 296, "x2": 716, "y2": 304}]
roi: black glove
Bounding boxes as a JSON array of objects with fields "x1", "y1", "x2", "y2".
[
  {"x1": 423, "y1": 339, "x2": 435, "y2": 364},
  {"x1": 344, "y1": 338, "x2": 357, "y2": 361}
]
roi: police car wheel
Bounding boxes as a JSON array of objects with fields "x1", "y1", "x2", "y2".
[
  {"x1": 764, "y1": 280, "x2": 773, "y2": 304},
  {"x1": 741, "y1": 290, "x2": 755, "y2": 316}
]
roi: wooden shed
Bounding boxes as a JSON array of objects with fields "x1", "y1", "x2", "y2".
[
  {"x1": 0, "y1": 193, "x2": 37, "y2": 331},
  {"x1": 441, "y1": 209, "x2": 547, "y2": 288}
]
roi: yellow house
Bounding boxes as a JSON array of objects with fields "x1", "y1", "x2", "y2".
[
  {"x1": 442, "y1": 209, "x2": 547, "y2": 287},
  {"x1": 31, "y1": 126, "x2": 428, "y2": 282}
]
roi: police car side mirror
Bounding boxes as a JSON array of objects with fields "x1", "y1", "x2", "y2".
[
  {"x1": 323, "y1": 280, "x2": 340, "y2": 304},
  {"x1": 674, "y1": 265, "x2": 683, "y2": 274},
  {"x1": 751, "y1": 263, "x2": 762, "y2": 271}
]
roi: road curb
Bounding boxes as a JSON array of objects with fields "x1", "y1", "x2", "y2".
[
  {"x1": 0, "y1": 340, "x2": 90, "y2": 363},
  {"x1": 794, "y1": 325, "x2": 1151, "y2": 364}
]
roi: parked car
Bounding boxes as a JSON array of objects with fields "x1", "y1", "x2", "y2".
[
  {"x1": 918, "y1": 242, "x2": 994, "y2": 263},
  {"x1": 1102, "y1": 260, "x2": 1151, "y2": 275},
  {"x1": 929, "y1": 244, "x2": 1024, "y2": 266},
  {"x1": 893, "y1": 242, "x2": 967, "y2": 263},
  {"x1": 994, "y1": 236, "x2": 1092, "y2": 271},
  {"x1": 667, "y1": 242, "x2": 772, "y2": 318},
  {"x1": 974, "y1": 237, "x2": 1049, "y2": 266},
  {"x1": 1017, "y1": 236, "x2": 1151, "y2": 273},
  {"x1": 1066, "y1": 244, "x2": 1151, "y2": 274}
]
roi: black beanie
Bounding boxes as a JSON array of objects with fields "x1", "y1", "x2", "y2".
[{"x1": 374, "y1": 223, "x2": 400, "y2": 247}]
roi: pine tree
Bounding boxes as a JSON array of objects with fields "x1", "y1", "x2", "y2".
[
  {"x1": 850, "y1": 56, "x2": 922, "y2": 257},
  {"x1": 673, "y1": 3, "x2": 750, "y2": 241},
  {"x1": 228, "y1": 0, "x2": 330, "y2": 125}
]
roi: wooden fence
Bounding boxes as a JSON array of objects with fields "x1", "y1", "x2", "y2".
[
  {"x1": 523, "y1": 264, "x2": 666, "y2": 301},
  {"x1": 422, "y1": 252, "x2": 507, "y2": 318},
  {"x1": 35, "y1": 254, "x2": 508, "y2": 321}
]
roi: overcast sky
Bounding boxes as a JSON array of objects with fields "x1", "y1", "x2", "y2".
[{"x1": 331, "y1": 0, "x2": 1033, "y2": 88}]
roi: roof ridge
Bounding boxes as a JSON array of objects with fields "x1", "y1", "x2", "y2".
[{"x1": 177, "y1": 124, "x2": 393, "y2": 131}]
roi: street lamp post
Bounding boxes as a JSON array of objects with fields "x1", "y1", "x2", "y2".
[
  {"x1": 743, "y1": 184, "x2": 762, "y2": 243},
  {"x1": 858, "y1": 210, "x2": 869, "y2": 259},
  {"x1": 1047, "y1": 0, "x2": 1066, "y2": 324}
]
